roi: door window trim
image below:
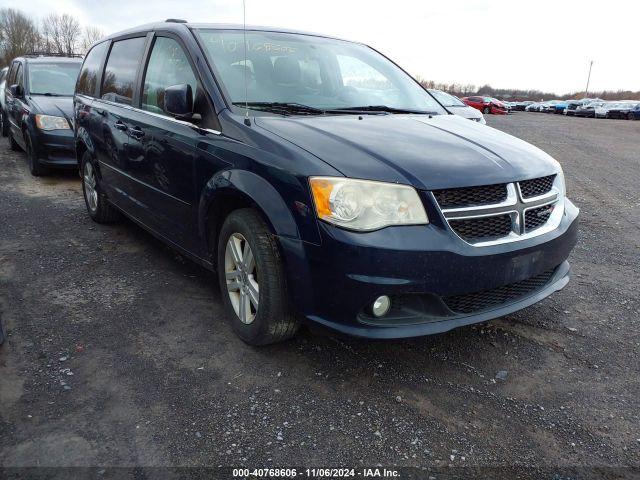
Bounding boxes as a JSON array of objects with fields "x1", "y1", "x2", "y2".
[{"x1": 92, "y1": 97, "x2": 221, "y2": 135}]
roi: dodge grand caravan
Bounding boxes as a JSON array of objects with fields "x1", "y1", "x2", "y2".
[
  {"x1": 73, "y1": 21, "x2": 579, "y2": 345},
  {"x1": 5, "y1": 55, "x2": 82, "y2": 175}
]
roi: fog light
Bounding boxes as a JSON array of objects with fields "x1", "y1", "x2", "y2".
[{"x1": 372, "y1": 295, "x2": 391, "y2": 317}]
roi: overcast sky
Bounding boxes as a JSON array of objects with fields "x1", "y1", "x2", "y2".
[{"x1": 7, "y1": 0, "x2": 639, "y2": 94}]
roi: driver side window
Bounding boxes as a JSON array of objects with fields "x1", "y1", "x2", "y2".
[{"x1": 142, "y1": 37, "x2": 199, "y2": 115}]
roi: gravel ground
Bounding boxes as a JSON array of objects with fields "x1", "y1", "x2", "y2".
[{"x1": 0, "y1": 113, "x2": 639, "y2": 478}]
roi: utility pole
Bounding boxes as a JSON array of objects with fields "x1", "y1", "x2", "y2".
[{"x1": 585, "y1": 60, "x2": 593, "y2": 98}]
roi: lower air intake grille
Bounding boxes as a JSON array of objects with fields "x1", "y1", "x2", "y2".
[
  {"x1": 443, "y1": 269, "x2": 556, "y2": 314},
  {"x1": 525, "y1": 204, "x2": 554, "y2": 232},
  {"x1": 519, "y1": 175, "x2": 555, "y2": 199},
  {"x1": 432, "y1": 183, "x2": 508, "y2": 209},
  {"x1": 449, "y1": 215, "x2": 512, "y2": 241}
]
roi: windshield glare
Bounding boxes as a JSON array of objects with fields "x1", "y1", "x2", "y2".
[
  {"x1": 28, "y1": 63, "x2": 81, "y2": 96},
  {"x1": 196, "y1": 29, "x2": 445, "y2": 114}
]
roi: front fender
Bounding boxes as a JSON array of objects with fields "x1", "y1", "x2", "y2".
[
  {"x1": 198, "y1": 169, "x2": 318, "y2": 312},
  {"x1": 75, "y1": 125, "x2": 95, "y2": 158},
  {"x1": 198, "y1": 168, "x2": 315, "y2": 242}
]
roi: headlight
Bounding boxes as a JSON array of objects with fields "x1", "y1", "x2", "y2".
[
  {"x1": 35, "y1": 114, "x2": 70, "y2": 131},
  {"x1": 309, "y1": 177, "x2": 428, "y2": 231}
]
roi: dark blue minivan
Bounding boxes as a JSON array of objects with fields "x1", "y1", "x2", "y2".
[{"x1": 73, "y1": 21, "x2": 579, "y2": 345}]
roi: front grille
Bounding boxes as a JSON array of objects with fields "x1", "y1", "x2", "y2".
[
  {"x1": 519, "y1": 175, "x2": 555, "y2": 199},
  {"x1": 443, "y1": 268, "x2": 556, "y2": 314},
  {"x1": 432, "y1": 183, "x2": 508, "y2": 209},
  {"x1": 449, "y1": 214, "x2": 512, "y2": 241},
  {"x1": 525, "y1": 204, "x2": 554, "y2": 232}
]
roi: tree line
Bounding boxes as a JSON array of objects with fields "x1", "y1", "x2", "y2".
[
  {"x1": 0, "y1": 8, "x2": 103, "y2": 67},
  {"x1": 417, "y1": 78, "x2": 640, "y2": 102}
]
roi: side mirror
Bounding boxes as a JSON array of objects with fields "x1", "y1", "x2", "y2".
[
  {"x1": 9, "y1": 84, "x2": 23, "y2": 97},
  {"x1": 164, "y1": 84, "x2": 193, "y2": 118}
]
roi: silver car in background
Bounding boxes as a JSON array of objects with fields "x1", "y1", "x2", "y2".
[
  {"x1": 595, "y1": 102, "x2": 618, "y2": 118},
  {"x1": 428, "y1": 89, "x2": 486, "y2": 124}
]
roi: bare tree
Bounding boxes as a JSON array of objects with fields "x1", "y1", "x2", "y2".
[
  {"x1": 0, "y1": 8, "x2": 40, "y2": 65},
  {"x1": 41, "y1": 13, "x2": 81, "y2": 55},
  {"x1": 41, "y1": 14, "x2": 61, "y2": 53},
  {"x1": 59, "y1": 13, "x2": 81, "y2": 55},
  {"x1": 80, "y1": 25, "x2": 104, "y2": 53}
]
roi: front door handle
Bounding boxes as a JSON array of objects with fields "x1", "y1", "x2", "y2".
[
  {"x1": 130, "y1": 126, "x2": 145, "y2": 139},
  {"x1": 114, "y1": 120, "x2": 128, "y2": 131}
]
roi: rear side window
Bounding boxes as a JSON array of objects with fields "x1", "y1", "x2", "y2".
[
  {"x1": 77, "y1": 42, "x2": 109, "y2": 96},
  {"x1": 101, "y1": 37, "x2": 146, "y2": 105},
  {"x1": 142, "y1": 37, "x2": 198, "y2": 115}
]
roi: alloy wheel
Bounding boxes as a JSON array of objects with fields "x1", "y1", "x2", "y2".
[
  {"x1": 224, "y1": 233, "x2": 259, "y2": 324},
  {"x1": 83, "y1": 162, "x2": 98, "y2": 212}
]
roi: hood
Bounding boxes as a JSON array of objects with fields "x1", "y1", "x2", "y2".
[
  {"x1": 28, "y1": 95, "x2": 74, "y2": 125},
  {"x1": 255, "y1": 113, "x2": 559, "y2": 190},
  {"x1": 447, "y1": 105, "x2": 483, "y2": 121}
]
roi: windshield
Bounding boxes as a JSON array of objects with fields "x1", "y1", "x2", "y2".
[
  {"x1": 429, "y1": 89, "x2": 465, "y2": 107},
  {"x1": 195, "y1": 29, "x2": 445, "y2": 114},
  {"x1": 28, "y1": 62, "x2": 81, "y2": 96}
]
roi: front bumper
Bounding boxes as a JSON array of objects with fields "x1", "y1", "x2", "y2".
[
  {"x1": 281, "y1": 199, "x2": 579, "y2": 339},
  {"x1": 32, "y1": 129, "x2": 77, "y2": 169}
]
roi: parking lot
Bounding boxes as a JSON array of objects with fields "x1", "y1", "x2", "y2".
[{"x1": 0, "y1": 113, "x2": 638, "y2": 474}]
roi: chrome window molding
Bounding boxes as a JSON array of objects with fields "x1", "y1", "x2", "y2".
[{"x1": 436, "y1": 176, "x2": 564, "y2": 247}]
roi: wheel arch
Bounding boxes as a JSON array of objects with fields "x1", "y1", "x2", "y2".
[
  {"x1": 75, "y1": 127, "x2": 95, "y2": 163},
  {"x1": 199, "y1": 169, "x2": 301, "y2": 265}
]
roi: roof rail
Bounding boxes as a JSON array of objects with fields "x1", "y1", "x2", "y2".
[
  {"x1": 165, "y1": 18, "x2": 187, "y2": 23},
  {"x1": 25, "y1": 51, "x2": 83, "y2": 58}
]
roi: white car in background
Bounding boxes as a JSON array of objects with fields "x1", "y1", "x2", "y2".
[
  {"x1": 0, "y1": 66, "x2": 8, "y2": 136},
  {"x1": 428, "y1": 89, "x2": 486, "y2": 124},
  {"x1": 595, "y1": 102, "x2": 618, "y2": 118}
]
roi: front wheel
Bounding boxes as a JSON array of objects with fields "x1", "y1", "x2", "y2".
[
  {"x1": 628, "y1": 112, "x2": 635, "y2": 120},
  {"x1": 8, "y1": 131, "x2": 20, "y2": 151},
  {"x1": 217, "y1": 208, "x2": 299, "y2": 345},
  {"x1": 81, "y1": 151, "x2": 120, "y2": 223},
  {"x1": 25, "y1": 133, "x2": 48, "y2": 176},
  {"x1": 1, "y1": 110, "x2": 8, "y2": 137},
  {"x1": 483, "y1": 107, "x2": 490, "y2": 114}
]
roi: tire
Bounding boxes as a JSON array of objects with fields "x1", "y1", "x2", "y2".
[
  {"x1": 217, "y1": 208, "x2": 299, "y2": 345},
  {"x1": 25, "y1": 132, "x2": 49, "y2": 176},
  {"x1": 81, "y1": 151, "x2": 120, "y2": 223},
  {"x1": 9, "y1": 131, "x2": 20, "y2": 151},
  {"x1": 1, "y1": 110, "x2": 8, "y2": 137},
  {"x1": 628, "y1": 112, "x2": 634, "y2": 121},
  {"x1": 482, "y1": 107, "x2": 490, "y2": 114}
]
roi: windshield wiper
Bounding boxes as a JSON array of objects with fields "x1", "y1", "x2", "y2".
[
  {"x1": 34, "y1": 92, "x2": 64, "y2": 97},
  {"x1": 232, "y1": 102, "x2": 438, "y2": 117},
  {"x1": 232, "y1": 102, "x2": 325, "y2": 115},
  {"x1": 326, "y1": 105, "x2": 438, "y2": 115}
]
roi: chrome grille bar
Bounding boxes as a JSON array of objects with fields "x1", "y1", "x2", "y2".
[{"x1": 434, "y1": 176, "x2": 564, "y2": 246}]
